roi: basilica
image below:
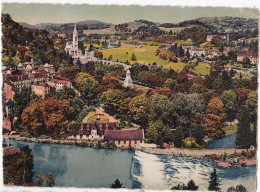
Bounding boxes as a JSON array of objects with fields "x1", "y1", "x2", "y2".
[{"x1": 65, "y1": 24, "x2": 97, "y2": 64}]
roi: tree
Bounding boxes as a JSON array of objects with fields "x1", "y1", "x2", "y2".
[
  {"x1": 21, "y1": 100, "x2": 45, "y2": 136},
  {"x1": 74, "y1": 72, "x2": 99, "y2": 103},
  {"x1": 149, "y1": 95, "x2": 173, "y2": 124},
  {"x1": 94, "y1": 50, "x2": 103, "y2": 59},
  {"x1": 131, "y1": 53, "x2": 137, "y2": 61},
  {"x1": 187, "y1": 180, "x2": 199, "y2": 190},
  {"x1": 235, "y1": 88, "x2": 251, "y2": 106},
  {"x1": 236, "y1": 105, "x2": 252, "y2": 148},
  {"x1": 172, "y1": 127, "x2": 183, "y2": 147},
  {"x1": 110, "y1": 178, "x2": 123, "y2": 188},
  {"x1": 204, "y1": 97, "x2": 226, "y2": 138},
  {"x1": 171, "y1": 180, "x2": 198, "y2": 191},
  {"x1": 193, "y1": 124, "x2": 205, "y2": 146},
  {"x1": 221, "y1": 90, "x2": 236, "y2": 120},
  {"x1": 227, "y1": 185, "x2": 247, "y2": 192},
  {"x1": 101, "y1": 76, "x2": 122, "y2": 90},
  {"x1": 128, "y1": 95, "x2": 150, "y2": 126},
  {"x1": 21, "y1": 97, "x2": 70, "y2": 137},
  {"x1": 246, "y1": 91, "x2": 257, "y2": 122},
  {"x1": 46, "y1": 172, "x2": 55, "y2": 187},
  {"x1": 101, "y1": 89, "x2": 124, "y2": 113},
  {"x1": 3, "y1": 145, "x2": 34, "y2": 185},
  {"x1": 171, "y1": 183, "x2": 187, "y2": 190},
  {"x1": 171, "y1": 93, "x2": 204, "y2": 135},
  {"x1": 37, "y1": 171, "x2": 44, "y2": 187},
  {"x1": 108, "y1": 54, "x2": 112, "y2": 61},
  {"x1": 146, "y1": 120, "x2": 171, "y2": 144},
  {"x1": 242, "y1": 57, "x2": 250, "y2": 65},
  {"x1": 60, "y1": 64, "x2": 79, "y2": 80},
  {"x1": 164, "y1": 78, "x2": 178, "y2": 91},
  {"x1": 208, "y1": 168, "x2": 221, "y2": 191},
  {"x1": 13, "y1": 87, "x2": 36, "y2": 121}
]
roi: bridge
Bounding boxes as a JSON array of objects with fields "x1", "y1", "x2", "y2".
[{"x1": 97, "y1": 60, "x2": 131, "y2": 70}]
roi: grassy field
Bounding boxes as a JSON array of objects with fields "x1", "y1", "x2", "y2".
[
  {"x1": 222, "y1": 124, "x2": 238, "y2": 135},
  {"x1": 101, "y1": 45, "x2": 211, "y2": 75},
  {"x1": 193, "y1": 63, "x2": 211, "y2": 75},
  {"x1": 173, "y1": 39, "x2": 193, "y2": 46},
  {"x1": 101, "y1": 45, "x2": 173, "y2": 66},
  {"x1": 87, "y1": 115, "x2": 109, "y2": 123}
]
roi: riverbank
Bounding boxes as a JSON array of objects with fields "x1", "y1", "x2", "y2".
[
  {"x1": 140, "y1": 146, "x2": 246, "y2": 157},
  {"x1": 3, "y1": 134, "x2": 249, "y2": 158}
]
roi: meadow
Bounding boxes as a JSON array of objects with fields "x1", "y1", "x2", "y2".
[{"x1": 101, "y1": 45, "x2": 211, "y2": 75}]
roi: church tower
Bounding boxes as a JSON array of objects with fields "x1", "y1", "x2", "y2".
[{"x1": 73, "y1": 24, "x2": 78, "y2": 56}]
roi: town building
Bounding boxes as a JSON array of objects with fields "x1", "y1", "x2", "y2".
[
  {"x1": 104, "y1": 128, "x2": 145, "y2": 149},
  {"x1": 182, "y1": 46, "x2": 206, "y2": 57},
  {"x1": 237, "y1": 48, "x2": 258, "y2": 64},
  {"x1": 67, "y1": 122, "x2": 118, "y2": 140},
  {"x1": 49, "y1": 32, "x2": 67, "y2": 38},
  {"x1": 2, "y1": 117, "x2": 11, "y2": 132},
  {"x1": 2, "y1": 61, "x2": 71, "y2": 101},
  {"x1": 206, "y1": 35, "x2": 226, "y2": 42}
]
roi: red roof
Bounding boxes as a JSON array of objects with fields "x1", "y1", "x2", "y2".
[
  {"x1": 186, "y1": 74, "x2": 196, "y2": 80},
  {"x1": 67, "y1": 41, "x2": 73, "y2": 45},
  {"x1": 3, "y1": 146, "x2": 21, "y2": 156},
  {"x1": 56, "y1": 80, "x2": 70, "y2": 84},
  {"x1": 50, "y1": 32, "x2": 58, "y2": 35},
  {"x1": 54, "y1": 76, "x2": 70, "y2": 81},
  {"x1": 238, "y1": 50, "x2": 258, "y2": 58},
  {"x1": 104, "y1": 129, "x2": 144, "y2": 140},
  {"x1": 38, "y1": 69, "x2": 47, "y2": 73}
]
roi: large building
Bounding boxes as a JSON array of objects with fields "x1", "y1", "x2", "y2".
[
  {"x1": 237, "y1": 48, "x2": 258, "y2": 65},
  {"x1": 67, "y1": 109, "x2": 145, "y2": 149},
  {"x1": 2, "y1": 61, "x2": 71, "y2": 100},
  {"x1": 65, "y1": 24, "x2": 97, "y2": 64}
]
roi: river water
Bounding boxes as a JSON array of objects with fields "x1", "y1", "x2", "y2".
[
  {"x1": 205, "y1": 134, "x2": 237, "y2": 149},
  {"x1": 4, "y1": 139, "x2": 256, "y2": 191}
]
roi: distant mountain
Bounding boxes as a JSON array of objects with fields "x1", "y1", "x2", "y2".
[
  {"x1": 19, "y1": 20, "x2": 111, "y2": 30},
  {"x1": 18, "y1": 22, "x2": 36, "y2": 29}
]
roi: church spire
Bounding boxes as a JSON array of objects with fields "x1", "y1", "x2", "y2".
[{"x1": 74, "y1": 23, "x2": 77, "y2": 33}]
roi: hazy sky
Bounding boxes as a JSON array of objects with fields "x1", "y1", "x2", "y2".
[{"x1": 2, "y1": 3, "x2": 259, "y2": 25}]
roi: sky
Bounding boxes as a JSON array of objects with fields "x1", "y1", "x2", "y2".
[{"x1": 1, "y1": 3, "x2": 259, "y2": 25}]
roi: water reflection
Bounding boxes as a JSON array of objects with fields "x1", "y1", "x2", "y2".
[
  {"x1": 205, "y1": 134, "x2": 236, "y2": 148},
  {"x1": 4, "y1": 139, "x2": 139, "y2": 189},
  {"x1": 3, "y1": 139, "x2": 256, "y2": 191}
]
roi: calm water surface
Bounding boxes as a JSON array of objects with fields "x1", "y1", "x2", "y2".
[
  {"x1": 205, "y1": 134, "x2": 237, "y2": 148},
  {"x1": 4, "y1": 139, "x2": 256, "y2": 191}
]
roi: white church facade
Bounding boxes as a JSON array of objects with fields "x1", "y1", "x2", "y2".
[{"x1": 65, "y1": 24, "x2": 97, "y2": 64}]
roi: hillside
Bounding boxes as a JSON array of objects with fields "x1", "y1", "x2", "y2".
[
  {"x1": 2, "y1": 13, "x2": 67, "y2": 68},
  {"x1": 19, "y1": 20, "x2": 111, "y2": 31}
]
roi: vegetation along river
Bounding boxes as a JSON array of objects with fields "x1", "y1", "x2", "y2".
[{"x1": 5, "y1": 139, "x2": 256, "y2": 191}]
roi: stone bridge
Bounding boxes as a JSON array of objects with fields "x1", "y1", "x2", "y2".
[{"x1": 98, "y1": 60, "x2": 131, "y2": 70}]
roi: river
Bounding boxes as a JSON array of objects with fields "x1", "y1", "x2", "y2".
[
  {"x1": 205, "y1": 134, "x2": 237, "y2": 149},
  {"x1": 4, "y1": 139, "x2": 256, "y2": 191}
]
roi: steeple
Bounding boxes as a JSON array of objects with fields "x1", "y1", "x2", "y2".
[
  {"x1": 73, "y1": 23, "x2": 78, "y2": 56},
  {"x1": 73, "y1": 23, "x2": 77, "y2": 34}
]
